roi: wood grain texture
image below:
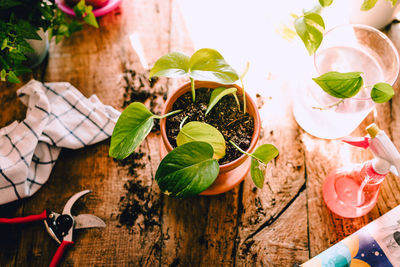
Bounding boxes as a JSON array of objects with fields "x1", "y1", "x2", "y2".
[
  {"x1": 1, "y1": 2, "x2": 400, "y2": 267},
  {"x1": 1, "y1": 0, "x2": 171, "y2": 266},
  {"x1": 237, "y1": 192, "x2": 308, "y2": 267},
  {"x1": 235, "y1": 79, "x2": 308, "y2": 266},
  {"x1": 160, "y1": 1, "x2": 240, "y2": 266}
]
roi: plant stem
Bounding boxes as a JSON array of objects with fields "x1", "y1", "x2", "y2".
[
  {"x1": 154, "y1": 109, "x2": 182, "y2": 119},
  {"x1": 241, "y1": 79, "x2": 247, "y2": 114},
  {"x1": 239, "y1": 61, "x2": 250, "y2": 114},
  {"x1": 190, "y1": 78, "x2": 195, "y2": 102},
  {"x1": 233, "y1": 92, "x2": 241, "y2": 111},
  {"x1": 179, "y1": 116, "x2": 188, "y2": 130},
  {"x1": 229, "y1": 140, "x2": 251, "y2": 157},
  {"x1": 312, "y1": 99, "x2": 344, "y2": 110}
]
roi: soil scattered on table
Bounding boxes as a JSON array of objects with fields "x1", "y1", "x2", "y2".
[
  {"x1": 240, "y1": 239, "x2": 255, "y2": 258},
  {"x1": 114, "y1": 151, "x2": 146, "y2": 176},
  {"x1": 114, "y1": 70, "x2": 168, "y2": 233},
  {"x1": 117, "y1": 179, "x2": 161, "y2": 233},
  {"x1": 121, "y1": 69, "x2": 167, "y2": 133},
  {"x1": 114, "y1": 151, "x2": 161, "y2": 233},
  {"x1": 166, "y1": 87, "x2": 254, "y2": 165}
]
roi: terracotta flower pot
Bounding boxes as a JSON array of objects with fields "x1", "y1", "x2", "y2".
[{"x1": 160, "y1": 81, "x2": 261, "y2": 195}]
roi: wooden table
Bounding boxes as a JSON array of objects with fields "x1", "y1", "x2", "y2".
[{"x1": 1, "y1": 1, "x2": 400, "y2": 266}]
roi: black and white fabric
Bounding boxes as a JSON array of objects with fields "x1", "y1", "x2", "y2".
[{"x1": 0, "y1": 80, "x2": 120, "y2": 204}]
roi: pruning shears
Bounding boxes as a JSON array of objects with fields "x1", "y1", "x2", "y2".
[{"x1": 0, "y1": 190, "x2": 106, "y2": 267}]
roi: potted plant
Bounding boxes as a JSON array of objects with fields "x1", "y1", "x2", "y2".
[
  {"x1": 109, "y1": 48, "x2": 279, "y2": 197},
  {"x1": 0, "y1": 0, "x2": 98, "y2": 83}
]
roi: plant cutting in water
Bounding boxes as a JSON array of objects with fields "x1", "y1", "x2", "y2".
[
  {"x1": 110, "y1": 48, "x2": 279, "y2": 197},
  {"x1": 312, "y1": 71, "x2": 395, "y2": 109}
]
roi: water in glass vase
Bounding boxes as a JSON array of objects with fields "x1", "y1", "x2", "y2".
[{"x1": 293, "y1": 46, "x2": 383, "y2": 139}]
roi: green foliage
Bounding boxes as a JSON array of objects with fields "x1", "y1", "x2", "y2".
[
  {"x1": 149, "y1": 48, "x2": 239, "y2": 101},
  {"x1": 155, "y1": 141, "x2": 219, "y2": 198},
  {"x1": 0, "y1": 0, "x2": 98, "y2": 83},
  {"x1": 291, "y1": 0, "x2": 397, "y2": 54},
  {"x1": 176, "y1": 121, "x2": 226, "y2": 160},
  {"x1": 189, "y1": 49, "x2": 238, "y2": 85},
  {"x1": 319, "y1": 0, "x2": 333, "y2": 7},
  {"x1": 361, "y1": 0, "x2": 397, "y2": 10},
  {"x1": 361, "y1": 0, "x2": 379, "y2": 10},
  {"x1": 149, "y1": 52, "x2": 190, "y2": 78},
  {"x1": 250, "y1": 144, "x2": 279, "y2": 188},
  {"x1": 294, "y1": 12, "x2": 325, "y2": 55},
  {"x1": 229, "y1": 141, "x2": 279, "y2": 189},
  {"x1": 109, "y1": 102, "x2": 180, "y2": 160},
  {"x1": 205, "y1": 87, "x2": 238, "y2": 116},
  {"x1": 239, "y1": 61, "x2": 249, "y2": 113},
  {"x1": 371, "y1": 82, "x2": 394, "y2": 103},
  {"x1": 313, "y1": 72, "x2": 394, "y2": 104},
  {"x1": 74, "y1": 0, "x2": 99, "y2": 28},
  {"x1": 312, "y1": 71, "x2": 364, "y2": 99}
]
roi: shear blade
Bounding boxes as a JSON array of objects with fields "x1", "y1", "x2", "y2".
[
  {"x1": 62, "y1": 190, "x2": 91, "y2": 215},
  {"x1": 74, "y1": 214, "x2": 106, "y2": 229}
]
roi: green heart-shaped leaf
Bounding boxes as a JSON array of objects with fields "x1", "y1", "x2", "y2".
[
  {"x1": 371, "y1": 82, "x2": 394, "y2": 103},
  {"x1": 251, "y1": 160, "x2": 266, "y2": 189},
  {"x1": 177, "y1": 121, "x2": 226, "y2": 159},
  {"x1": 6, "y1": 71, "x2": 20, "y2": 83},
  {"x1": 229, "y1": 141, "x2": 279, "y2": 189},
  {"x1": 319, "y1": 0, "x2": 333, "y2": 7},
  {"x1": 109, "y1": 102, "x2": 154, "y2": 160},
  {"x1": 361, "y1": 0, "x2": 378, "y2": 10},
  {"x1": 149, "y1": 52, "x2": 190, "y2": 78},
  {"x1": 110, "y1": 102, "x2": 180, "y2": 159},
  {"x1": 313, "y1": 71, "x2": 364, "y2": 99},
  {"x1": 155, "y1": 142, "x2": 219, "y2": 198},
  {"x1": 294, "y1": 12, "x2": 325, "y2": 55},
  {"x1": 189, "y1": 48, "x2": 239, "y2": 84},
  {"x1": 206, "y1": 87, "x2": 238, "y2": 116},
  {"x1": 251, "y1": 144, "x2": 280, "y2": 164},
  {"x1": 250, "y1": 144, "x2": 279, "y2": 188}
]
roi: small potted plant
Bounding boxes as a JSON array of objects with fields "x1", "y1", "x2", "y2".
[
  {"x1": 109, "y1": 48, "x2": 279, "y2": 197},
  {"x1": 0, "y1": 0, "x2": 98, "y2": 83}
]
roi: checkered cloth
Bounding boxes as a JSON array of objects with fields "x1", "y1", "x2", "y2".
[{"x1": 0, "y1": 80, "x2": 120, "y2": 204}]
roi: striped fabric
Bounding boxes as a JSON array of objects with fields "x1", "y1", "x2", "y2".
[{"x1": 0, "y1": 80, "x2": 120, "y2": 204}]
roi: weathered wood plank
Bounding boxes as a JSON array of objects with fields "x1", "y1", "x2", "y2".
[
  {"x1": 6, "y1": 0, "x2": 171, "y2": 266},
  {"x1": 235, "y1": 79, "x2": 308, "y2": 266},
  {"x1": 160, "y1": 1, "x2": 241, "y2": 266},
  {"x1": 0, "y1": 73, "x2": 45, "y2": 266},
  {"x1": 237, "y1": 192, "x2": 308, "y2": 267}
]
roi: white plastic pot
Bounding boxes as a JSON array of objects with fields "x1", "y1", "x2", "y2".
[{"x1": 25, "y1": 28, "x2": 49, "y2": 68}]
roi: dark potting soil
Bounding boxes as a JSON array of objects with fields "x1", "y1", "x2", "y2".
[{"x1": 166, "y1": 87, "x2": 254, "y2": 165}]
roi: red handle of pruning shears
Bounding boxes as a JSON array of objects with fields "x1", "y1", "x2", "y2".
[
  {"x1": 0, "y1": 210, "x2": 47, "y2": 224},
  {"x1": 49, "y1": 240, "x2": 74, "y2": 267}
]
